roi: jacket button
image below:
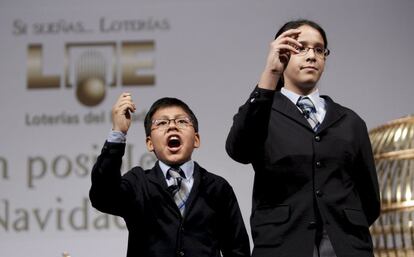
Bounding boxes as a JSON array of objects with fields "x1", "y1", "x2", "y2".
[
  {"x1": 315, "y1": 135, "x2": 321, "y2": 142},
  {"x1": 308, "y1": 221, "x2": 317, "y2": 229},
  {"x1": 316, "y1": 190, "x2": 323, "y2": 197},
  {"x1": 315, "y1": 161, "x2": 322, "y2": 168}
]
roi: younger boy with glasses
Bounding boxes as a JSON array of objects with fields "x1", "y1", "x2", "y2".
[{"x1": 90, "y1": 93, "x2": 250, "y2": 257}]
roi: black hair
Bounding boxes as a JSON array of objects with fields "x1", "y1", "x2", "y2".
[
  {"x1": 144, "y1": 97, "x2": 199, "y2": 136},
  {"x1": 274, "y1": 19, "x2": 328, "y2": 91}
]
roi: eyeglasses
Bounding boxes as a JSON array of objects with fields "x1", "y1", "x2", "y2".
[
  {"x1": 151, "y1": 117, "x2": 193, "y2": 130},
  {"x1": 294, "y1": 46, "x2": 330, "y2": 58}
]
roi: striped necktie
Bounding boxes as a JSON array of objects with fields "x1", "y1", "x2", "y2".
[
  {"x1": 168, "y1": 168, "x2": 189, "y2": 216},
  {"x1": 296, "y1": 96, "x2": 320, "y2": 131}
]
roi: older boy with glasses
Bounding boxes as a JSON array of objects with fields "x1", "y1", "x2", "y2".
[{"x1": 226, "y1": 19, "x2": 380, "y2": 257}]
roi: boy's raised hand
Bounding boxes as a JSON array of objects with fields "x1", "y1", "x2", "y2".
[
  {"x1": 112, "y1": 92, "x2": 136, "y2": 134},
  {"x1": 259, "y1": 29, "x2": 302, "y2": 90}
]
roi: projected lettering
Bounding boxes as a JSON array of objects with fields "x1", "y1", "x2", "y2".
[
  {"x1": 0, "y1": 157, "x2": 8, "y2": 180},
  {"x1": 0, "y1": 198, "x2": 126, "y2": 231}
]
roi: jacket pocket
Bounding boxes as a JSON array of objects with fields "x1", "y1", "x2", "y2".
[
  {"x1": 343, "y1": 208, "x2": 373, "y2": 250},
  {"x1": 251, "y1": 205, "x2": 290, "y2": 247}
]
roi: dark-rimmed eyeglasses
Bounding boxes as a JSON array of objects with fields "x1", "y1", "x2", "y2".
[
  {"x1": 294, "y1": 46, "x2": 330, "y2": 58},
  {"x1": 151, "y1": 117, "x2": 193, "y2": 130}
]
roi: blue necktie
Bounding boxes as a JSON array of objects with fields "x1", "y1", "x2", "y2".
[
  {"x1": 168, "y1": 168, "x2": 189, "y2": 216},
  {"x1": 297, "y1": 96, "x2": 320, "y2": 131}
]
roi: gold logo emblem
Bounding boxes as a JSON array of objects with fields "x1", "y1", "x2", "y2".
[{"x1": 27, "y1": 41, "x2": 155, "y2": 106}]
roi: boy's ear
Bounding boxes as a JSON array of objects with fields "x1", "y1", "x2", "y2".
[
  {"x1": 146, "y1": 136, "x2": 154, "y2": 152},
  {"x1": 193, "y1": 132, "x2": 200, "y2": 149}
]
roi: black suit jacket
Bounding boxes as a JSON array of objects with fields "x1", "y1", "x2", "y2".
[
  {"x1": 90, "y1": 142, "x2": 250, "y2": 257},
  {"x1": 226, "y1": 88, "x2": 380, "y2": 257}
]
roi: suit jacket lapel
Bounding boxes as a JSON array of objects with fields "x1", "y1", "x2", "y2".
[
  {"x1": 183, "y1": 162, "x2": 214, "y2": 217},
  {"x1": 182, "y1": 162, "x2": 201, "y2": 216},
  {"x1": 146, "y1": 161, "x2": 169, "y2": 189},
  {"x1": 317, "y1": 95, "x2": 346, "y2": 133},
  {"x1": 272, "y1": 92, "x2": 346, "y2": 133},
  {"x1": 146, "y1": 162, "x2": 181, "y2": 217},
  {"x1": 272, "y1": 92, "x2": 313, "y2": 130},
  {"x1": 146, "y1": 162, "x2": 216, "y2": 218}
]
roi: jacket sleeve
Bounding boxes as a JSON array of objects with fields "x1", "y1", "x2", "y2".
[
  {"x1": 225, "y1": 87, "x2": 275, "y2": 164},
  {"x1": 218, "y1": 180, "x2": 251, "y2": 257},
  {"x1": 89, "y1": 141, "x2": 137, "y2": 217},
  {"x1": 354, "y1": 121, "x2": 381, "y2": 226}
]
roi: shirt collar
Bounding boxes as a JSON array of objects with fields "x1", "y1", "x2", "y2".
[
  {"x1": 158, "y1": 160, "x2": 194, "y2": 180},
  {"x1": 281, "y1": 87, "x2": 323, "y2": 111}
]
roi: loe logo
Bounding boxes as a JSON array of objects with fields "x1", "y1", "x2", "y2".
[{"x1": 27, "y1": 41, "x2": 155, "y2": 106}]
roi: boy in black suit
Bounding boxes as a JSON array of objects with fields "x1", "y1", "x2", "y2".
[
  {"x1": 226, "y1": 19, "x2": 380, "y2": 257},
  {"x1": 90, "y1": 93, "x2": 250, "y2": 257}
]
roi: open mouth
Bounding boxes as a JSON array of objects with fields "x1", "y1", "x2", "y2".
[{"x1": 167, "y1": 135, "x2": 182, "y2": 149}]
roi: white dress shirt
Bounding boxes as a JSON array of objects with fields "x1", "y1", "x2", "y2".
[{"x1": 281, "y1": 87, "x2": 327, "y2": 124}]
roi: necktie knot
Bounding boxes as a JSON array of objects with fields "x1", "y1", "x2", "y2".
[
  {"x1": 168, "y1": 167, "x2": 186, "y2": 179},
  {"x1": 296, "y1": 96, "x2": 320, "y2": 131},
  {"x1": 297, "y1": 97, "x2": 316, "y2": 114}
]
